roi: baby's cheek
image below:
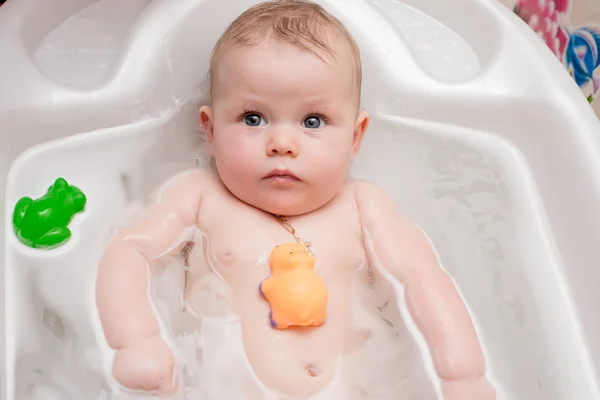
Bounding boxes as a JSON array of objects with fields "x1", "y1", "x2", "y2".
[
  {"x1": 220, "y1": 152, "x2": 250, "y2": 177},
  {"x1": 215, "y1": 132, "x2": 255, "y2": 170},
  {"x1": 319, "y1": 165, "x2": 347, "y2": 189},
  {"x1": 218, "y1": 145, "x2": 259, "y2": 183},
  {"x1": 311, "y1": 149, "x2": 349, "y2": 181}
]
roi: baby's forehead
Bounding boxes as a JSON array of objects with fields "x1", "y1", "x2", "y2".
[
  {"x1": 226, "y1": 37, "x2": 350, "y2": 68},
  {"x1": 211, "y1": 38, "x2": 359, "y2": 100},
  {"x1": 207, "y1": 1, "x2": 362, "y2": 101}
]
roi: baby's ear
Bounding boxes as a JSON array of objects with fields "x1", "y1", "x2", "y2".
[
  {"x1": 351, "y1": 111, "x2": 370, "y2": 159},
  {"x1": 199, "y1": 106, "x2": 214, "y2": 143}
]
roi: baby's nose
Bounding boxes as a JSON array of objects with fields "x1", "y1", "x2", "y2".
[
  {"x1": 266, "y1": 129, "x2": 299, "y2": 157},
  {"x1": 267, "y1": 144, "x2": 296, "y2": 157}
]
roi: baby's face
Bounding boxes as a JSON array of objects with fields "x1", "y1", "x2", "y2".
[{"x1": 200, "y1": 38, "x2": 369, "y2": 216}]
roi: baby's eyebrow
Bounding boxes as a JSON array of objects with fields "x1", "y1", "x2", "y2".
[
  {"x1": 302, "y1": 99, "x2": 332, "y2": 109},
  {"x1": 235, "y1": 95, "x2": 269, "y2": 108},
  {"x1": 222, "y1": 99, "x2": 270, "y2": 116}
]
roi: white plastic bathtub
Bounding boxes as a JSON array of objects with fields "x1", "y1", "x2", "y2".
[{"x1": 1, "y1": 0, "x2": 600, "y2": 399}]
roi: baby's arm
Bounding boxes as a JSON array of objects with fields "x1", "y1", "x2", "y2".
[
  {"x1": 95, "y1": 170, "x2": 206, "y2": 395},
  {"x1": 353, "y1": 181, "x2": 495, "y2": 400}
]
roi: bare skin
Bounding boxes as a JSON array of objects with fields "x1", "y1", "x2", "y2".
[
  {"x1": 199, "y1": 177, "x2": 362, "y2": 395},
  {"x1": 96, "y1": 12, "x2": 494, "y2": 398},
  {"x1": 96, "y1": 169, "x2": 495, "y2": 399}
]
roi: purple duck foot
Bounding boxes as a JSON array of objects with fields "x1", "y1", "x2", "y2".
[
  {"x1": 269, "y1": 310, "x2": 278, "y2": 329},
  {"x1": 259, "y1": 281, "x2": 278, "y2": 328}
]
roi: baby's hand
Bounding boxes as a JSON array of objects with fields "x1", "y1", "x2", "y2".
[
  {"x1": 442, "y1": 376, "x2": 496, "y2": 400},
  {"x1": 112, "y1": 336, "x2": 177, "y2": 396}
]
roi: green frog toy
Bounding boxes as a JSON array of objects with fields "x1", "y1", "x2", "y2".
[{"x1": 13, "y1": 177, "x2": 87, "y2": 249}]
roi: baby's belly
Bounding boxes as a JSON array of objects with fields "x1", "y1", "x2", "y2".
[
  {"x1": 236, "y1": 287, "x2": 349, "y2": 397},
  {"x1": 159, "y1": 245, "x2": 438, "y2": 400}
]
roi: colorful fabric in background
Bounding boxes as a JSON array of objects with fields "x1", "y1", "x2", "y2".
[
  {"x1": 514, "y1": 0, "x2": 600, "y2": 104},
  {"x1": 565, "y1": 27, "x2": 600, "y2": 103}
]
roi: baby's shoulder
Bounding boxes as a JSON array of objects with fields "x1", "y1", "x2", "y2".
[
  {"x1": 343, "y1": 179, "x2": 403, "y2": 220},
  {"x1": 343, "y1": 179, "x2": 388, "y2": 200},
  {"x1": 153, "y1": 168, "x2": 218, "y2": 202}
]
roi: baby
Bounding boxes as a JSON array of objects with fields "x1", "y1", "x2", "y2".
[{"x1": 95, "y1": 1, "x2": 496, "y2": 399}]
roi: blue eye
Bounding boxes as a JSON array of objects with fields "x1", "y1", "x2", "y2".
[
  {"x1": 303, "y1": 116, "x2": 323, "y2": 129},
  {"x1": 244, "y1": 113, "x2": 264, "y2": 126}
]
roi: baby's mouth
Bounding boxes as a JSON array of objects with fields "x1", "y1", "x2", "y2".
[{"x1": 263, "y1": 169, "x2": 300, "y2": 182}]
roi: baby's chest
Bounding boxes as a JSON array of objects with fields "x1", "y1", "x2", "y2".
[{"x1": 198, "y1": 209, "x2": 365, "y2": 282}]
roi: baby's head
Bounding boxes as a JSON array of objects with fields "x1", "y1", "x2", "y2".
[{"x1": 200, "y1": 0, "x2": 369, "y2": 216}]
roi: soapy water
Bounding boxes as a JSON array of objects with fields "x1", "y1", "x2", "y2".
[
  {"x1": 12, "y1": 238, "x2": 438, "y2": 400},
  {"x1": 142, "y1": 236, "x2": 437, "y2": 400},
  {"x1": 4, "y1": 0, "x2": 595, "y2": 395},
  {"x1": 87, "y1": 230, "x2": 436, "y2": 400},
  {"x1": 10, "y1": 114, "x2": 521, "y2": 399}
]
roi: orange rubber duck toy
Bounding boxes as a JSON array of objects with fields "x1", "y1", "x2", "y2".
[{"x1": 258, "y1": 243, "x2": 327, "y2": 329}]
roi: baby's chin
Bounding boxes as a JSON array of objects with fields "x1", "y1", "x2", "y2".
[{"x1": 232, "y1": 186, "x2": 336, "y2": 217}]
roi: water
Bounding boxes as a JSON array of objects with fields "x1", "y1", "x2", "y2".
[
  {"x1": 9, "y1": 113, "x2": 559, "y2": 399},
  {"x1": 134, "y1": 233, "x2": 437, "y2": 399}
]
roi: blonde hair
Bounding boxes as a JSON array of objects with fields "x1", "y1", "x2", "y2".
[{"x1": 209, "y1": 0, "x2": 362, "y2": 98}]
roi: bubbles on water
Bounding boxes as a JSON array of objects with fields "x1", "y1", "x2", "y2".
[
  {"x1": 341, "y1": 264, "x2": 438, "y2": 400},
  {"x1": 157, "y1": 238, "x2": 437, "y2": 399},
  {"x1": 10, "y1": 115, "x2": 479, "y2": 400},
  {"x1": 13, "y1": 216, "x2": 438, "y2": 399}
]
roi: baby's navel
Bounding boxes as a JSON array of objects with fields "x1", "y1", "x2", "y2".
[{"x1": 305, "y1": 363, "x2": 321, "y2": 377}]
